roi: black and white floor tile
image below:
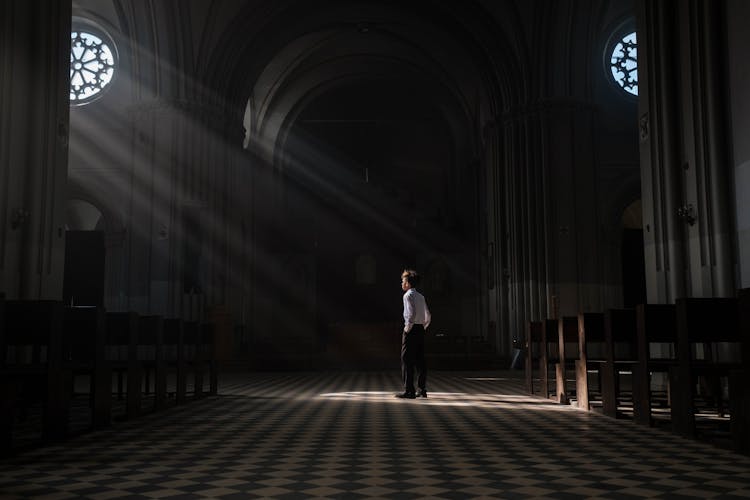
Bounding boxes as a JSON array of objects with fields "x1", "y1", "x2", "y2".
[{"x1": 1, "y1": 370, "x2": 749, "y2": 499}]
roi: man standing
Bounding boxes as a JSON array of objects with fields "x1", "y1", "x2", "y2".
[{"x1": 396, "y1": 269, "x2": 431, "y2": 399}]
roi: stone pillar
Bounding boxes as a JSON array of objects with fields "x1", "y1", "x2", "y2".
[
  {"x1": 498, "y1": 109, "x2": 550, "y2": 351},
  {"x1": 726, "y1": 0, "x2": 750, "y2": 289},
  {"x1": 498, "y1": 99, "x2": 603, "y2": 346},
  {"x1": 242, "y1": 139, "x2": 279, "y2": 351},
  {"x1": 483, "y1": 121, "x2": 510, "y2": 356},
  {"x1": 544, "y1": 101, "x2": 601, "y2": 316},
  {"x1": 637, "y1": 0, "x2": 735, "y2": 301},
  {"x1": 123, "y1": 101, "x2": 180, "y2": 316},
  {"x1": 0, "y1": 0, "x2": 71, "y2": 299},
  {"x1": 124, "y1": 100, "x2": 236, "y2": 318},
  {"x1": 221, "y1": 134, "x2": 255, "y2": 355}
]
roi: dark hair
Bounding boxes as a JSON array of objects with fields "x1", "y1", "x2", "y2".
[{"x1": 401, "y1": 269, "x2": 420, "y2": 287}]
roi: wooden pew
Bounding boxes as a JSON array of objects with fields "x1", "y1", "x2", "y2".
[
  {"x1": 63, "y1": 306, "x2": 111, "y2": 429},
  {"x1": 182, "y1": 321, "x2": 218, "y2": 399},
  {"x1": 138, "y1": 316, "x2": 166, "y2": 411},
  {"x1": 555, "y1": 316, "x2": 579, "y2": 404},
  {"x1": 184, "y1": 321, "x2": 203, "y2": 399},
  {"x1": 163, "y1": 319, "x2": 186, "y2": 404},
  {"x1": 633, "y1": 304, "x2": 677, "y2": 426},
  {"x1": 733, "y1": 288, "x2": 750, "y2": 453},
  {"x1": 671, "y1": 297, "x2": 740, "y2": 438},
  {"x1": 525, "y1": 321, "x2": 548, "y2": 396},
  {"x1": 601, "y1": 308, "x2": 638, "y2": 418},
  {"x1": 574, "y1": 312, "x2": 605, "y2": 411},
  {"x1": 543, "y1": 319, "x2": 558, "y2": 400},
  {"x1": 201, "y1": 322, "x2": 218, "y2": 396},
  {"x1": 105, "y1": 312, "x2": 141, "y2": 419},
  {"x1": 1, "y1": 301, "x2": 68, "y2": 450}
]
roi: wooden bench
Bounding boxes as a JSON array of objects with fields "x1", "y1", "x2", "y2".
[
  {"x1": 183, "y1": 321, "x2": 204, "y2": 399},
  {"x1": 555, "y1": 316, "x2": 579, "y2": 404},
  {"x1": 105, "y1": 312, "x2": 141, "y2": 419},
  {"x1": 671, "y1": 297, "x2": 740, "y2": 438},
  {"x1": 541, "y1": 319, "x2": 558, "y2": 399},
  {"x1": 574, "y1": 312, "x2": 606, "y2": 411},
  {"x1": 183, "y1": 321, "x2": 218, "y2": 399},
  {"x1": 733, "y1": 288, "x2": 750, "y2": 453},
  {"x1": 163, "y1": 318, "x2": 186, "y2": 404},
  {"x1": 601, "y1": 308, "x2": 638, "y2": 418},
  {"x1": 63, "y1": 306, "x2": 111, "y2": 429},
  {"x1": 1, "y1": 301, "x2": 68, "y2": 450},
  {"x1": 633, "y1": 304, "x2": 677, "y2": 426},
  {"x1": 138, "y1": 315, "x2": 167, "y2": 411},
  {"x1": 201, "y1": 322, "x2": 218, "y2": 396},
  {"x1": 525, "y1": 321, "x2": 547, "y2": 396}
]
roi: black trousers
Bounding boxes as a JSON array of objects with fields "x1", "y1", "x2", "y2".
[{"x1": 401, "y1": 324, "x2": 426, "y2": 394}]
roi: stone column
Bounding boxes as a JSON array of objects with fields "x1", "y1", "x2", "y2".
[
  {"x1": 242, "y1": 138, "x2": 280, "y2": 351},
  {"x1": 0, "y1": 0, "x2": 71, "y2": 299},
  {"x1": 726, "y1": 0, "x2": 750, "y2": 289},
  {"x1": 637, "y1": 0, "x2": 735, "y2": 301},
  {"x1": 123, "y1": 101, "x2": 180, "y2": 316},
  {"x1": 221, "y1": 132, "x2": 255, "y2": 353},
  {"x1": 543, "y1": 101, "x2": 602, "y2": 316},
  {"x1": 497, "y1": 109, "x2": 550, "y2": 352},
  {"x1": 124, "y1": 100, "x2": 236, "y2": 318},
  {"x1": 497, "y1": 99, "x2": 604, "y2": 346},
  {"x1": 483, "y1": 121, "x2": 509, "y2": 356}
]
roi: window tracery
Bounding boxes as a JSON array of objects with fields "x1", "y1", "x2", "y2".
[
  {"x1": 70, "y1": 30, "x2": 116, "y2": 104},
  {"x1": 610, "y1": 31, "x2": 638, "y2": 96}
]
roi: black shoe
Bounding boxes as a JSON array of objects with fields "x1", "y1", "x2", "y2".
[
  {"x1": 417, "y1": 390, "x2": 428, "y2": 398},
  {"x1": 395, "y1": 392, "x2": 416, "y2": 399}
]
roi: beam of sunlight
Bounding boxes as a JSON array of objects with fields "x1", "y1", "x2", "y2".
[
  {"x1": 317, "y1": 391, "x2": 571, "y2": 410},
  {"x1": 67, "y1": 34, "x2": 482, "y2": 333}
]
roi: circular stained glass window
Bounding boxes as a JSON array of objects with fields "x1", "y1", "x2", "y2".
[
  {"x1": 70, "y1": 30, "x2": 116, "y2": 104},
  {"x1": 610, "y1": 31, "x2": 638, "y2": 96}
]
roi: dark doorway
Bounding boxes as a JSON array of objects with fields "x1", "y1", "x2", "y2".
[
  {"x1": 286, "y1": 81, "x2": 454, "y2": 325},
  {"x1": 621, "y1": 228, "x2": 646, "y2": 307},
  {"x1": 620, "y1": 200, "x2": 646, "y2": 308},
  {"x1": 280, "y1": 80, "x2": 466, "y2": 366},
  {"x1": 63, "y1": 231, "x2": 105, "y2": 307}
]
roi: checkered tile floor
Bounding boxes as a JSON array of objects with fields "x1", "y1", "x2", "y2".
[{"x1": 1, "y1": 370, "x2": 750, "y2": 499}]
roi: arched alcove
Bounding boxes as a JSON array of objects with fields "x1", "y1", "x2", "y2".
[
  {"x1": 271, "y1": 77, "x2": 478, "y2": 365},
  {"x1": 63, "y1": 199, "x2": 106, "y2": 306},
  {"x1": 239, "y1": 6, "x2": 500, "y2": 364},
  {"x1": 66, "y1": 199, "x2": 106, "y2": 231}
]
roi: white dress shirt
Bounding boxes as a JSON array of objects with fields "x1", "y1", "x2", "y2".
[{"x1": 403, "y1": 288, "x2": 431, "y2": 333}]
